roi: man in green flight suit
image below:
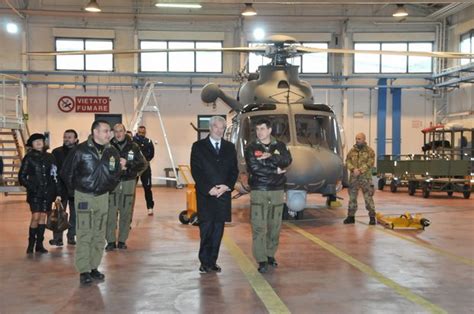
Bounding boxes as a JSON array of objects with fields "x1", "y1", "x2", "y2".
[
  {"x1": 61, "y1": 120, "x2": 124, "y2": 285},
  {"x1": 344, "y1": 132, "x2": 376, "y2": 225},
  {"x1": 106, "y1": 123, "x2": 148, "y2": 251}
]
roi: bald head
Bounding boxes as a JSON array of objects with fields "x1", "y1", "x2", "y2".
[
  {"x1": 355, "y1": 133, "x2": 366, "y2": 146},
  {"x1": 113, "y1": 123, "x2": 127, "y2": 141}
]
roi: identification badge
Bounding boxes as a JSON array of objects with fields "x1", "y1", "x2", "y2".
[
  {"x1": 127, "y1": 150, "x2": 134, "y2": 161},
  {"x1": 109, "y1": 156, "x2": 116, "y2": 171}
]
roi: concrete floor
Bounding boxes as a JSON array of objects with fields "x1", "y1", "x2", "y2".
[{"x1": 0, "y1": 186, "x2": 473, "y2": 313}]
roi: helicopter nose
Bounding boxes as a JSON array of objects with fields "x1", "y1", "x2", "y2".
[{"x1": 286, "y1": 146, "x2": 343, "y2": 187}]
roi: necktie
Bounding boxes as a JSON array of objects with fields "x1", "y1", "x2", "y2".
[{"x1": 215, "y1": 141, "x2": 220, "y2": 154}]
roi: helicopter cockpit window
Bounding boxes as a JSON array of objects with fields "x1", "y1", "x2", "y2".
[
  {"x1": 241, "y1": 115, "x2": 290, "y2": 145},
  {"x1": 295, "y1": 114, "x2": 340, "y2": 154}
]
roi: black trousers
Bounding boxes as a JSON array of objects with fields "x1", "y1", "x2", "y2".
[
  {"x1": 53, "y1": 197, "x2": 76, "y2": 241},
  {"x1": 198, "y1": 221, "x2": 225, "y2": 267},
  {"x1": 140, "y1": 166, "x2": 154, "y2": 209}
]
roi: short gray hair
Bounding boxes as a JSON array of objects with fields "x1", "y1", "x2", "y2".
[{"x1": 209, "y1": 116, "x2": 226, "y2": 130}]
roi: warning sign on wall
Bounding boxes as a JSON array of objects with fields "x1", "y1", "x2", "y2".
[{"x1": 57, "y1": 96, "x2": 110, "y2": 113}]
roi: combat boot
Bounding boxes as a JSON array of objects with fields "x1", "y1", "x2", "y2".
[{"x1": 343, "y1": 216, "x2": 355, "y2": 224}]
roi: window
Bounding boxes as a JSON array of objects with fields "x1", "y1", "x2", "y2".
[
  {"x1": 56, "y1": 38, "x2": 113, "y2": 71},
  {"x1": 140, "y1": 40, "x2": 222, "y2": 73},
  {"x1": 354, "y1": 41, "x2": 433, "y2": 73},
  {"x1": 295, "y1": 114, "x2": 340, "y2": 155},
  {"x1": 248, "y1": 42, "x2": 328, "y2": 73},
  {"x1": 460, "y1": 30, "x2": 473, "y2": 65}
]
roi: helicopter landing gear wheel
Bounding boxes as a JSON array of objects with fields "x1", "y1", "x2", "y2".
[{"x1": 179, "y1": 210, "x2": 190, "y2": 224}]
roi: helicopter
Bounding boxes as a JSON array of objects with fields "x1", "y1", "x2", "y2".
[
  {"x1": 26, "y1": 35, "x2": 473, "y2": 218},
  {"x1": 200, "y1": 35, "x2": 344, "y2": 218}
]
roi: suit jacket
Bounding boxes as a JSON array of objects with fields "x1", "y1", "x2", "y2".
[{"x1": 191, "y1": 136, "x2": 238, "y2": 222}]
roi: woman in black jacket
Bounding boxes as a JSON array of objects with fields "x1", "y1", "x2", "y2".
[{"x1": 19, "y1": 133, "x2": 61, "y2": 254}]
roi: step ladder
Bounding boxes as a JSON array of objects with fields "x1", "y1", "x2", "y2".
[{"x1": 129, "y1": 81, "x2": 181, "y2": 187}]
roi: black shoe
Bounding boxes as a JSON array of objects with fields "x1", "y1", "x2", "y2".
[
  {"x1": 80, "y1": 272, "x2": 93, "y2": 285},
  {"x1": 343, "y1": 216, "x2": 355, "y2": 224},
  {"x1": 210, "y1": 264, "x2": 222, "y2": 272},
  {"x1": 199, "y1": 265, "x2": 211, "y2": 273},
  {"x1": 268, "y1": 257, "x2": 278, "y2": 267},
  {"x1": 105, "y1": 242, "x2": 116, "y2": 251},
  {"x1": 49, "y1": 239, "x2": 64, "y2": 246},
  {"x1": 90, "y1": 269, "x2": 105, "y2": 280},
  {"x1": 258, "y1": 262, "x2": 268, "y2": 273},
  {"x1": 369, "y1": 217, "x2": 376, "y2": 225},
  {"x1": 117, "y1": 242, "x2": 127, "y2": 249},
  {"x1": 35, "y1": 225, "x2": 48, "y2": 253},
  {"x1": 67, "y1": 238, "x2": 76, "y2": 245}
]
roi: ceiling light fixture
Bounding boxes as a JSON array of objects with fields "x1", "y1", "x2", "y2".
[
  {"x1": 85, "y1": 0, "x2": 102, "y2": 12},
  {"x1": 392, "y1": 4, "x2": 408, "y2": 17},
  {"x1": 241, "y1": 3, "x2": 257, "y2": 16},
  {"x1": 6, "y1": 23, "x2": 19, "y2": 34},
  {"x1": 155, "y1": 3, "x2": 202, "y2": 9}
]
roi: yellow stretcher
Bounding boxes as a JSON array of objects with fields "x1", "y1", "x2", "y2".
[
  {"x1": 376, "y1": 212, "x2": 431, "y2": 230},
  {"x1": 177, "y1": 165, "x2": 199, "y2": 226}
]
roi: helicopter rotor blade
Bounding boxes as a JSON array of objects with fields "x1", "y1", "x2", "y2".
[
  {"x1": 296, "y1": 46, "x2": 474, "y2": 59},
  {"x1": 24, "y1": 47, "x2": 266, "y2": 56}
]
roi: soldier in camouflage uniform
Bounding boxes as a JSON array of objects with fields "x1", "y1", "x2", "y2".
[{"x1": 344, "y1": 133, "x2": 376, "y2": 225}]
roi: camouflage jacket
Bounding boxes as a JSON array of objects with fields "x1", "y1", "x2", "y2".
[{"x1": 345, "y1": 144, "x2": 375, "y2": 179}]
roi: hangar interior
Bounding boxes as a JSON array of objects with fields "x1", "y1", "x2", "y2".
[{"x1": 0, "y1": 1, "x2": 473, "y2": 313}]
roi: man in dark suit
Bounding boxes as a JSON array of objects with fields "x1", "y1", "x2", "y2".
[{"x1": 191, "y1": 116, "x2": 238, "y2": 273}]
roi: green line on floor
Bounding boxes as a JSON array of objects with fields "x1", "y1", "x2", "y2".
[
  {"x1": 356, "y1": 219, "x2": 474, "y2": 267},
  {"x1": 285, "y1": 222, "x2": 447, "y2": 314},
  {"x1": 222, "y1": 234, "x2": 290, "y2": 314}
]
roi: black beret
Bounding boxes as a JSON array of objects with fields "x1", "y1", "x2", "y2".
[{"x1": 26, "y1": 133, "x2": 46, "y2": 147}]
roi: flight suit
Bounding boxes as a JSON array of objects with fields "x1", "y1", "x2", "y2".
[
  {"x1": 106, "y1": 179, "x2": 136, "y2": 243},
  {"x1": 250, "y1": 190, "x2": 285, "y2": 263},
  {"x1": 346, "y1": 143, "x2": 376, "y2": 217},
  {"x1": 75, "y1": 190, "x2": 109, "y2": 273}
]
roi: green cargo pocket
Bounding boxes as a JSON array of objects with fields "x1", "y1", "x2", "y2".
[
  {"x1": 272, "y1": 203, "x2": 284, "y2": 219},
  {"x1": 77, "y1": 211, "x2": 92, "y2": 230}
]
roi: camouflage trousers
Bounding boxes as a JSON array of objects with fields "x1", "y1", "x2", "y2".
[{"x1": 348, "y1": 176, "x2": 375, "y2": 217}]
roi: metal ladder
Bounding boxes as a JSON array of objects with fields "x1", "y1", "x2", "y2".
[
  {"x1": 0, "y1": 74, "x2": 28, "y2": 193},
  {"x1": 129, "y1": 81, "x2": 181, "y2": 187}
]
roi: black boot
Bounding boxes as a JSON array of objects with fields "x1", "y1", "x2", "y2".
[
  {"x1": 26, "y1": 227, "x2": 37, "y2": 254},
  {"x1": 343, "y1": 216, "x2": 355, "y2": 224},
  {"x1": 35, "y1": 224, "x2": 48, "y2": 253},
  {"x1": 369, "y1": 216, "x2": 376, "y2": 225}
]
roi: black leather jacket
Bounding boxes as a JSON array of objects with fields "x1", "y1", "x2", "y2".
[
  {"x1": 19, "y1": 149, "x2": 61, "y2": 208},
  {"x1": 52, "y1": 144, "x2": 76, "y2": 198},
  {"x1": 111, "y1": 136, "x2": 148, "y2": 181},
  {"x1": 133, "y1": 135, "x2": 155, "y2": 161},
  {"x1": 245, "y1": 138, "x2": 292, "y2": 191},
  {"x1": 61, "y1": 136, "x2": 121, "y2": 196}
]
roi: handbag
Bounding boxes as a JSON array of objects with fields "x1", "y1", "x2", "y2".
[{"x1": 46, "y1": 200, "x2": 71, "y2": 232}]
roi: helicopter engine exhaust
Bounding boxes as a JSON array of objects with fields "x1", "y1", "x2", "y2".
[{"x1": 201, "y1": 83, "x2": 243, "y2": 112}]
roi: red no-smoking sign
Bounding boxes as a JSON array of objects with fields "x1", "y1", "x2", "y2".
[{"x1": 58, "y1": 96, "x2": 75, "y2": 113}]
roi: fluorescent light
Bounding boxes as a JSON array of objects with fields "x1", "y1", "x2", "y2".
[
  {"x1": 155, "y1": 3, "x2": 202, "y2": 9},
  {"x1": 242, "y1": 3, "x2": 257, "y2": 16},
  {"x1": 6, "y1": 23, "x2": 19, "y2": 34},
  {"x1": 393, "y1": 4, "x2": 408, "y2": 17},
  {"x1": 85, "y1": 0, "x2": 102, "y2": 12}
]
